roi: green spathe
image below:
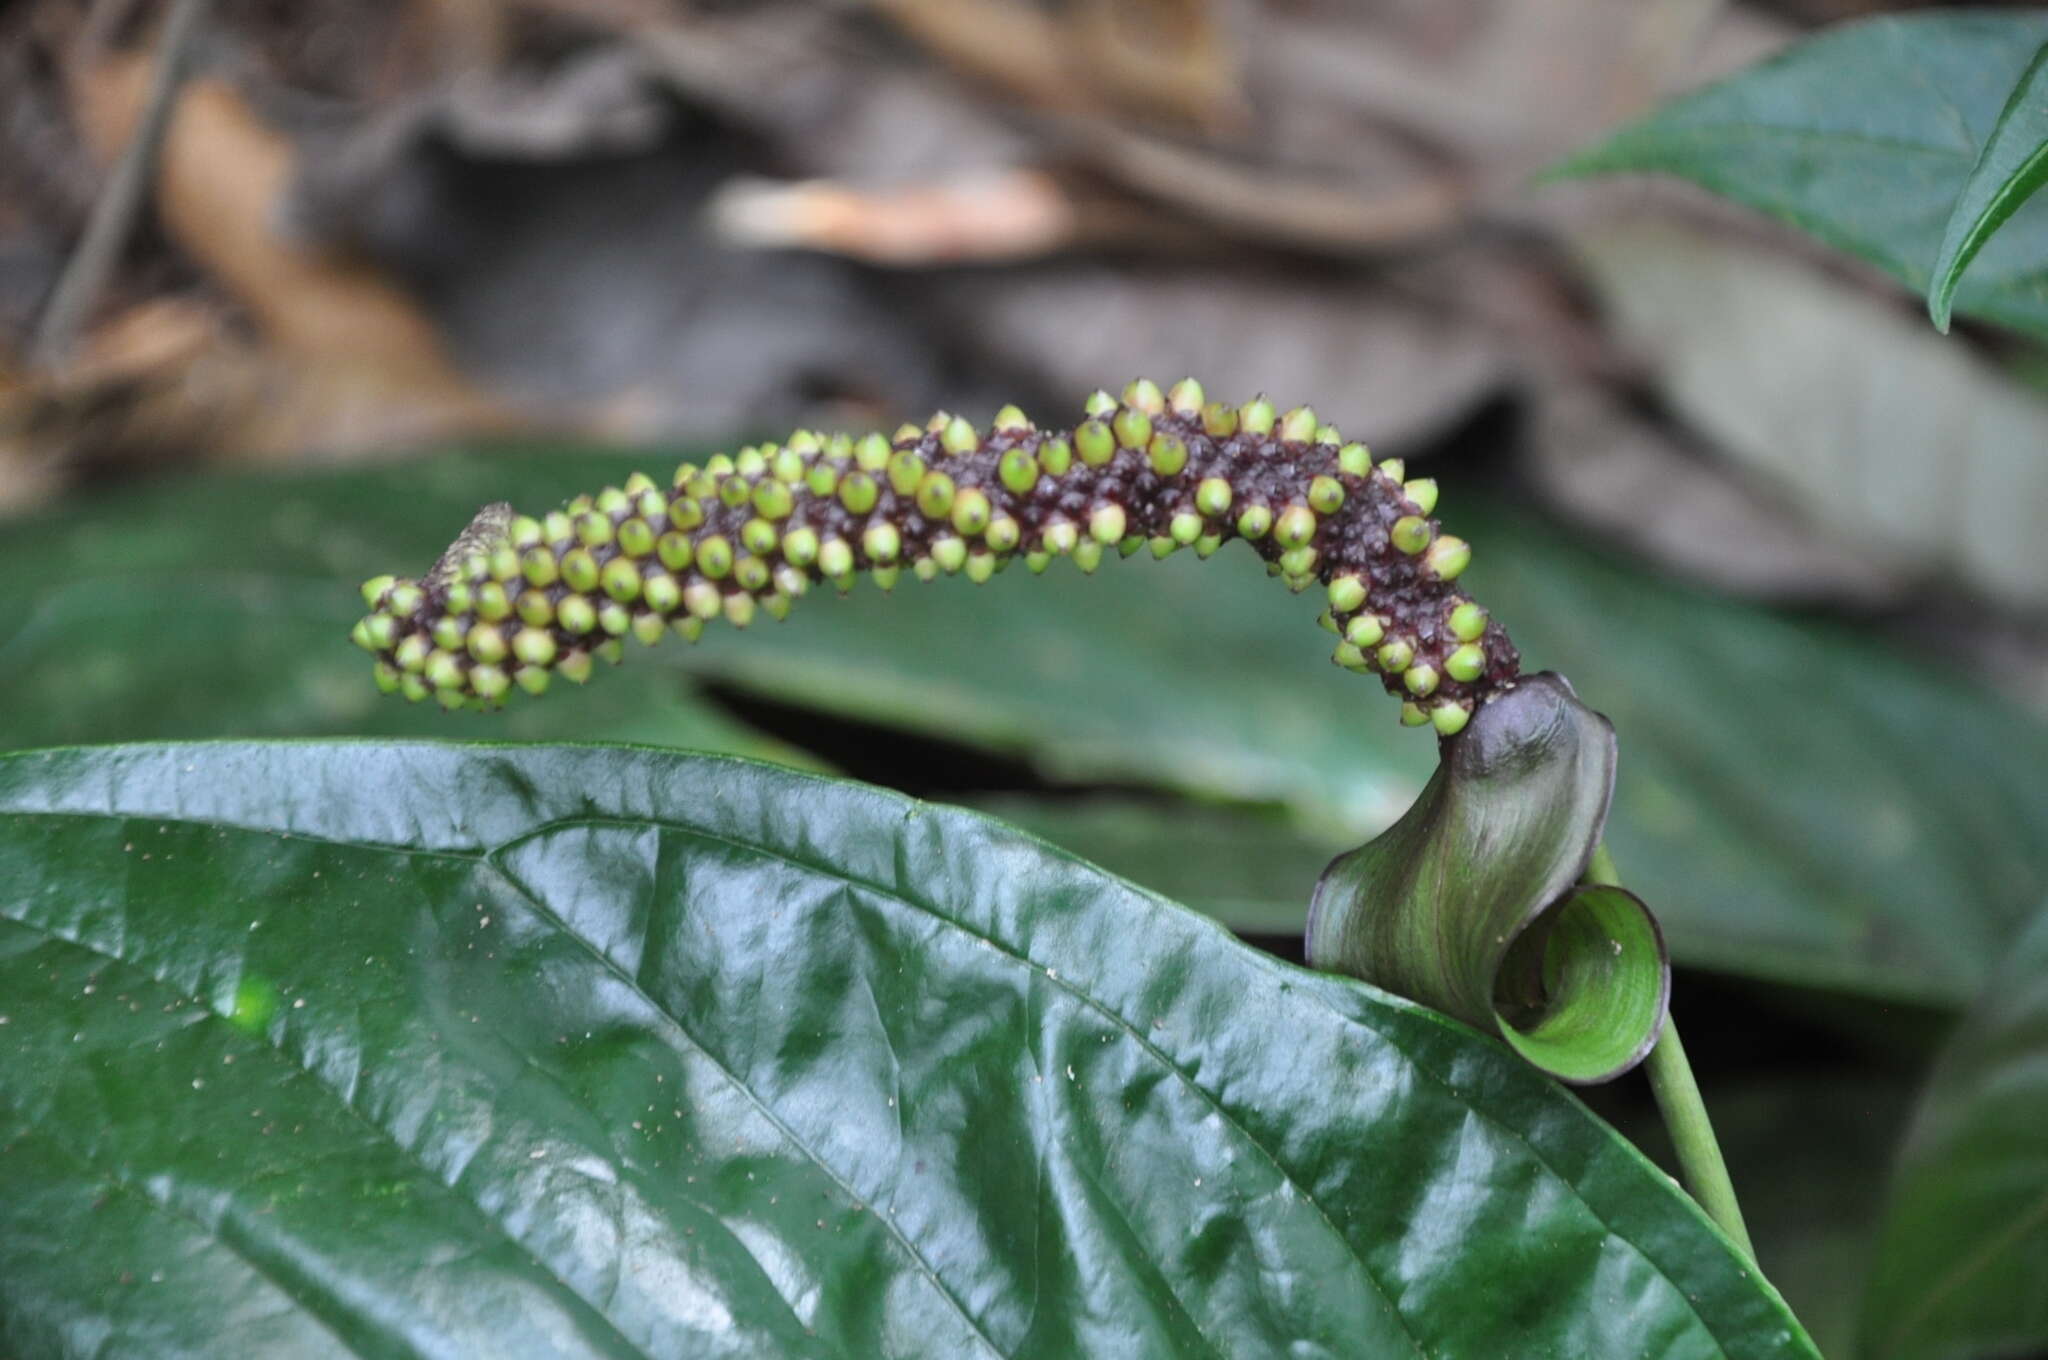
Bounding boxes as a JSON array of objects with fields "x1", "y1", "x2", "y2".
[{"x1": 1308, "y1": 673, "x2": 1669, "y2": 1084}]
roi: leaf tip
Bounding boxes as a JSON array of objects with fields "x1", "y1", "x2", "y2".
[{"x1": 1927, "y1": 266, "x2": 1961, "y2": 334}]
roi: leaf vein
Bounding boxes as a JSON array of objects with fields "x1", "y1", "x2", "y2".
[
  {"x1": 493, "y1": 812, "x2": 1431, "y2": 1359},
  {"x1": 0, "y1": 901, "x2": 656, "y2": 1360},
  {"x1": 0, "y1": 1075, "x2": 369, "y2": 1357},
  {"x1": 481, "y1": 851, "x2": 1009, "y2": 1360}
]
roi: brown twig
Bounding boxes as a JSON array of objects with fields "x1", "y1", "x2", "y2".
[{"x1": 29, "y1": 0, "x2": 209, "y2": 368}]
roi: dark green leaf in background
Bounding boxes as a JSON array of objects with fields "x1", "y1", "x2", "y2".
[
  {"x1": 5, "y1": 450, "x2": 2045, "y2": 1005},
  {"x1": 0, "y1": 454, "x2": 806, "y2": 766},
  {"x1": 1858, "y1": 902, "x2": 2048, "y2": 1360},
  {"x1": 1587, "y1": 1063, "x2": 1923, "y2": 1360},
  {"x1": 0, "y1": 743, "x2": 1816, "y2": 1357},
  {"x1": 964, "y1": 795, "x2": 1339, "y2": 939},
  {"x1": 1555, "y1": 13, "x2": 2048, "y2": 341},
  {"x1": 1704, "y1": 1076, "x2": 1919, "y2": 1360}
]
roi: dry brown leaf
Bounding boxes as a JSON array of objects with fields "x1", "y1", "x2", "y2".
[
  {"x1": 626, "y1": 10, "x2": 1038, "y2": 185},
  {"x1": 0, "y1": 31, "x2": 523, "y2": 510},
  {"x1": 1069, "y1": 0, "x2": 1248, "y2": 135},
  {"x1": 1527, "y1": 386, "x2": 1914, "y2": 605},
  {"x1": 1242, "y1": 0, "x2": 1787, "y2": 190},
  {"x1": 0, "y1": 293, "x2": 501, "y2": 503},
  {"x1": 870, "y1": 0, "x2": 1245, "y2": 135},
  {"x1": 1070, "y1": 125, "x2": 1467, "y2": 254},
  {"x1": 71, "y1": 59, "x2": 469, "y2": 377},
  {"x1": 59, "y1": 293, "x2": 219, "y2": 383},
  {"x1": 47, "y1": 48, "x2": 509, "y2": 465},
  {"x1": 1567, "y1": 216, "x2": 2048, "y2": 608},
  {"x1": 938, "y1": 259, "x2": 1509, "y2": 451}
]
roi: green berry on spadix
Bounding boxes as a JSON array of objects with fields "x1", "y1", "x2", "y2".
[{"x1": 354, "y1": 381, "x2": 1519, "y2": 724}]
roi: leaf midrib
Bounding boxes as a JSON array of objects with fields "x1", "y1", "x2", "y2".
[{"x1": 1579, "y1": 124, "x2": 1976, "y2": 171}]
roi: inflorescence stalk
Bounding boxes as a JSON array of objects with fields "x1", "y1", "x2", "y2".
[{"x1": 353, "y1": 380, "x2": 1520, "y2": 736}]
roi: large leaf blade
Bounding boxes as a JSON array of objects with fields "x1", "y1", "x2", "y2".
[
  {"x1": 0, "y1": 742, "x2": 1815, "y2": 1357},
  {"x1": 0, "y1": 908, "x2": 659, "y2": 1360},
  {"x1": 1555, "y1": 12, "x2": 2048, "y2": 340}
]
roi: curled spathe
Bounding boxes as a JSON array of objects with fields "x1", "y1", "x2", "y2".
[{"x1": 1308, "y1": 672, "x2": 1669, "y2": 1084}]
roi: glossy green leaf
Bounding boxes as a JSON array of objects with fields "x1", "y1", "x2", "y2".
[
  {"x1": 1555, "y1": 13, "x2": 2048, "y2": 341},
  {"x1": 1859, "y1": 902, "x2": 2048, "y2": 1360},
  {"x1": 1931, "y1": 40, "x2": 2048, "y2": 331},
  {"x1": 0, "y1": 742, "x2": 1816, "y2": 1357},
  {"x1": 1309, "y1": 674, "x2": 1668, "y2": 1084},
  {"x1": 8, "y1": 451, "x2": 2047, "y2": 1005}
]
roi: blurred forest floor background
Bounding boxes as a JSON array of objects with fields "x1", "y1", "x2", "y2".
[
  {"x1": 6, "y1": 0, "x2": 2047, "y2": 671},
  {"x1": 5, "y1": 3, "x2": 2048, "y2": 1352}
]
